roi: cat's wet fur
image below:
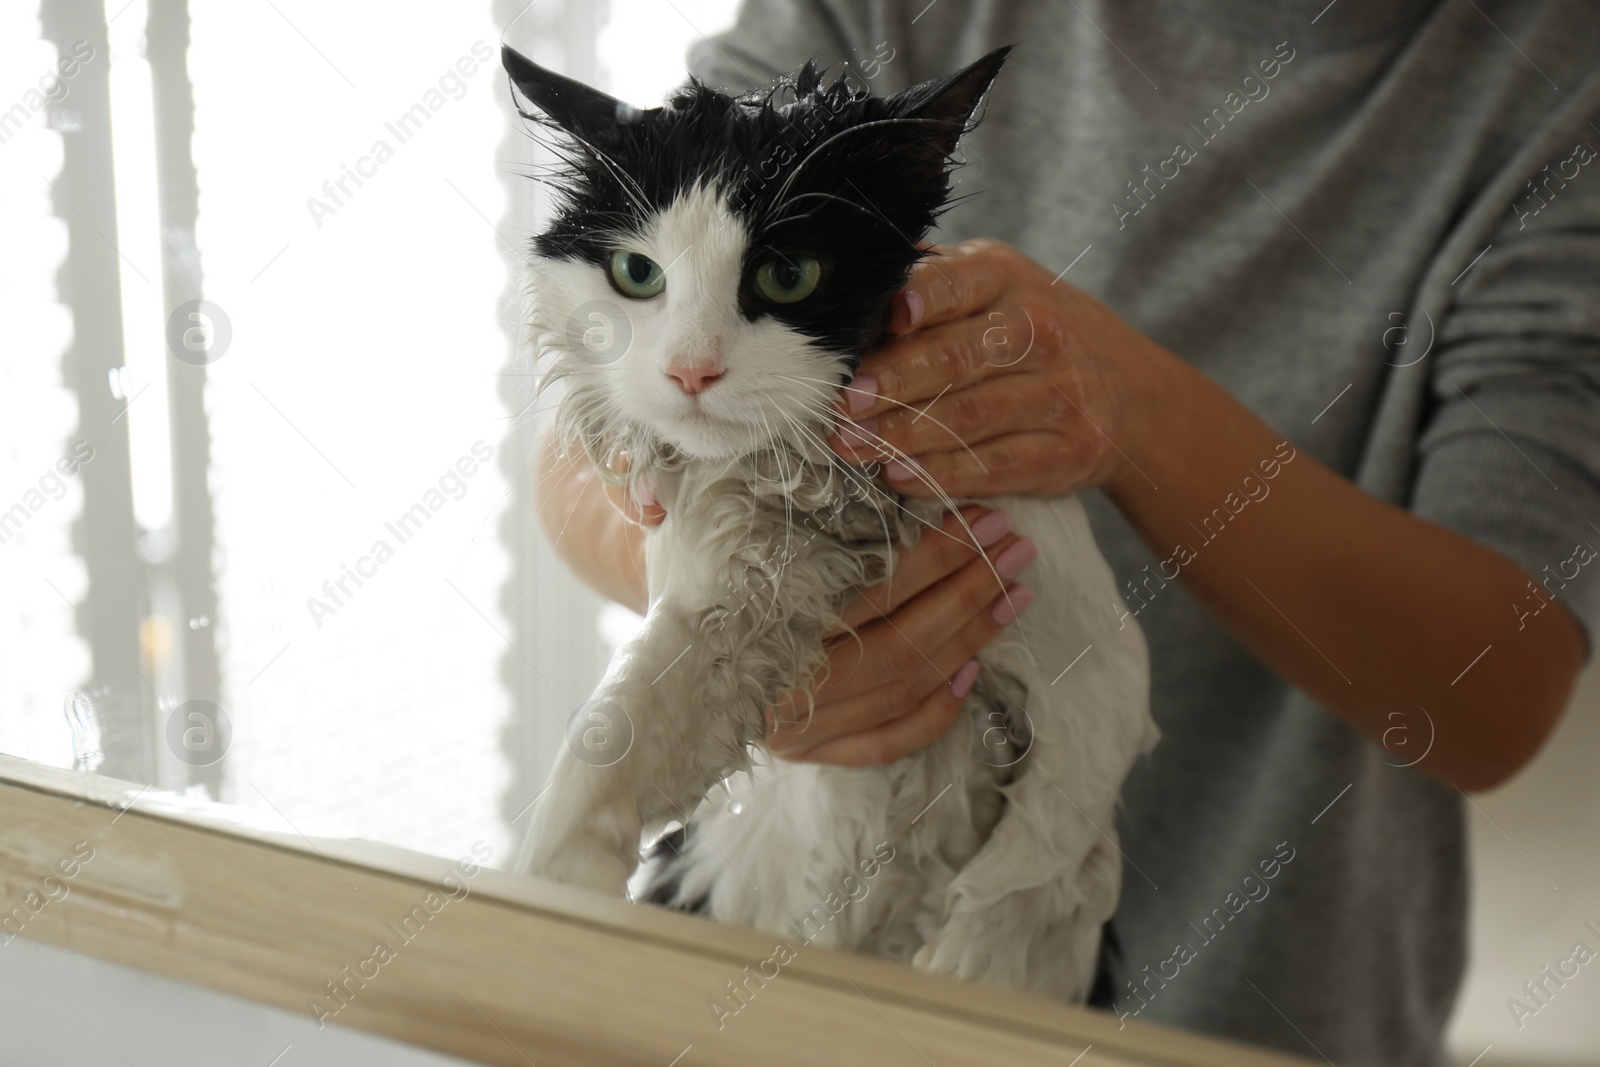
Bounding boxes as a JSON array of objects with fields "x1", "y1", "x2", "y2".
[{"x1": 504, "y1": 42, "x2": 1157, "y2": 1009}]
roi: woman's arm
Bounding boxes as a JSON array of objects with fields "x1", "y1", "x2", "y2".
[
  {"x1": 829, "y1": 239, "x2": 1587, "y2": 792},
  {"x1": 531, "y1": 433, "x2": 652, "y2": 615},
  {"x1": 1109, "y1": 347, "x2": 1585, "y2": 792}
]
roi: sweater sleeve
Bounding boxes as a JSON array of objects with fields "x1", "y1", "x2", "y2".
[
  {"x1": 685, "y1": 0, "x2": 865, "y2": 93},
  {"x1": 1410, "y1": 134, "x2": 1600, "y2": 653}
]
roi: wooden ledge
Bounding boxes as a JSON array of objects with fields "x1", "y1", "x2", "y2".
[{"x1": 0, "y1": 754, "x2": 1313, "y2": 1066}]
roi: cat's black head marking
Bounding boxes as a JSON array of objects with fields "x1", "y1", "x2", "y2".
[{"x1": 504, "y1": 43, "x2": 1012, "y2": 367}]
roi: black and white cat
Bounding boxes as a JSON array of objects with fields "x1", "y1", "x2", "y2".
[{"x1": 503, "y1": 42, "x2": 1157, "y2": 1003}]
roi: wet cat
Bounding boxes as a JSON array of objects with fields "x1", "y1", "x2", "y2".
[{"x1": 503, "y1": 42, "x2": 1156, "y2": 1002}]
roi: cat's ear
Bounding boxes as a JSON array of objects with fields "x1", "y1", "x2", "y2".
[
  {"x1": 886, "y1": 44, "x2": 1013, "y2": 165},
  {"x1": 502, "y1": 43, "x2": 646, "y2": 143}
]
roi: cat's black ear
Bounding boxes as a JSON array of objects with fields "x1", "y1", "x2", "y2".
[
  {"x1": 502, "y1": 43, "x2": 645, "y2": 142},
  {"x1": 887, "y1": 44, "x2": 1013, "y2": 163}
]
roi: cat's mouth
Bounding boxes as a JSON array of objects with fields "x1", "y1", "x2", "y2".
[
  {"x1": 671, "y1": 393, "x2": 738, "y2": 429},
  {"x1": 650, "y1": 398, "x2": 776, "y2": 460},
  {"x1": 680, "y1": 407, "x2": 721, "y2": 425},
  {"x1": 676, "y1": 406, "x2": 749, "y2": 441}
]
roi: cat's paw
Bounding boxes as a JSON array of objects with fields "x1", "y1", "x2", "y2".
[
  {"x1": 912, "y1": 879, "x2": 1105, "y2": 1000},
  {"x1": 912, "y1": 886, "x2": 1051, "y2": 990},
  {"x1": 523, "y1": 836, "x2": 634, "y2": 897}
]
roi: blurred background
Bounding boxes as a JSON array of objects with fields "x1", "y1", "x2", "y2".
[{"x1": 0, "y1": 1, "x2": 1593, "y2": 1063}]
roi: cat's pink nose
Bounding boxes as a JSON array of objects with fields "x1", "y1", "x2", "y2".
[{"x1": 665, "y1": 362, "x2": 724, "y2": 396}]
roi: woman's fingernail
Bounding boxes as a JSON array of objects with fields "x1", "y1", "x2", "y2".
[
  {"x1": 883, "y1": 457, "x2": 917, "y2": 481},
  {"x1": 845, "y1": 373, "x2": 878, "y2": 414},
  {"x1": 950, "y1": 658, "x2": 980, "y2": 700},
  {"x1": 902, "y1": 289, "x2": 925, "y2": 330},
  {"x1": 837, "y1": 416, "x2": 878, "y2": 445},
  {"x1": 995, "y1": 537, "x2": 1037, "y2": 580},
  {"x1": 990, "y1": 585, "x2": 1034, "y2": 625},
  {"x1": 633, "y1": 482, "x2": 657, "y2": 509},
  {"x1": 970, "y1": 509, "x2": 1011, "y2": 548}
]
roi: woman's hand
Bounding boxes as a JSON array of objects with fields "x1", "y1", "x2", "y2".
[
  {"x1": 820, "y1": 246, "x2": 1584, "y2": 792},
  {"x1": 766, "y1": 506, "x2": 1037, "y2": 766},
  {"x1": 827, "y1": 238, "x2": 1169, "y2": 500},
  {"x1": 590, "y1": 452, "x2": 1035, "y2": 767},
  {"x1": 600, "y1": 448, "x2": 665, "y2": 527},
  {"x1": 766, "y1": 237, "x2": 1158, "y2": 768}
]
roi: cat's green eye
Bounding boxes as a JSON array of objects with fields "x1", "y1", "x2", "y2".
[
  {"x1": 754, "y1": 255, "x2": 822, "y2": 304},
  {"x1": 608, "y1": 250, "x2": 666, "y2": 299}
]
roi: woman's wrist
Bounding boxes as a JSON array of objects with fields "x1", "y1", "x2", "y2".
[{"x1": 1100, "y1": 330, "x2": 1192, "y2": 507}]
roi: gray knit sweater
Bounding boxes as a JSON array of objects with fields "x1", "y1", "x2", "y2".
[{"x1": 687, "y1": 2, "x2": 1600, "y2": 1063}]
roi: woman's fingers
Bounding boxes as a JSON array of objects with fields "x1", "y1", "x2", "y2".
[
  {"x1": 600, "y1": 450, "x2": 665, "y2": 526},
  {"x1": 774, "y1": 580, "x2": 1029, "y2": 764},
  {"x1": 834, "y1": 306, "x2": 1030, "y2": 430},
  {"x1": 770, "y1": 535, "x2": 1039, "y2": 757},
  {"x1": 824, "y1": 532, "x2": 1036, "y2": 702},
  {"x1": 831, "y1": 357, "x2": 1067, "y2": 462},
  {"x1": 779, "y1": 682, "x2": 966, "y2": 767},
  {"x1": 772, "y1": 597, "x2": 1007, "y2": 758},
  {"x1": 885, "y1": 239, "x2": 1014, "y2": 337},
  {"x1": 833, "y1": 506, "x2": 1006, "y2": 633},
  {"x1": 879, "y1": 430, "x2": 1094, "y2": 500},
  {"x1": 825, "y1": 524, "x2": 1037, "y2": 702}
]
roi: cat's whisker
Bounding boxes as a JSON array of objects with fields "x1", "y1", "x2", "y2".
[
  {"x1": 755, "y1": 404, "x2": 883, "y2": 703},
  {"x1": 766, "y1": 116, "x2": 955, "y2": 217},
  {"x1": 790, "y1": 412, "x2": 953, "y2": 543},
  {"x1": 528, "y1": 446, "x2": 591, "y2": 496},
  {"x1": 776, "y1": 408, "x2": 901, "y2": 578},
  {"x1": 529, "y1": 121, "x2": 655, "y2": 220},
  {"x1": 787, "y1": 397, "x2": 1022, "y2": 611},
  {"x1": 753, "y1": 405, "x2": 798, "y2": 585},
  {"x1": 781, "y1": 401, "x2": 978, "y2": 587},
  {"x1": 589, "y1": 156, "x2": 654, "y2": 222},
  {"x1": 782, "y1": 373, "x2": 991, "y2": 475},
  {"x1": 764, "y1": 190, "x2": 885, "y2": 228},
  {"x1": 497, "y1": 396, "x2": 568, "y2": 425},
  {"x1": 757, "y1": 406, "x2": 879, "y2": 727}
]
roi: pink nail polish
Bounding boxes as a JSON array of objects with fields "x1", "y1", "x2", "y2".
[
  {"x1": 950, "y1": 658, "x2": 980, "y2": 699},
  {"x1": 994, "y1": 538, "x2": 1037, "y2": 580},
  {"x1": 969, "y1": 509, "x2": 1010, "y2": 548},
  {"x1": 904, "y1": 289, "x2": 925, "y2": 329},
  {"x1": 883, "y1": 457, "x2": 917, "y2": 481},
  {"x1": 991, "y1": 586, "x2": 1034, "y2": 625},
  {"x1": 845, "y1": 374, "x2": 878, "y2": 414},
  {"x1": 843, "y1": 416, "x2": 878, "y2": 440}
]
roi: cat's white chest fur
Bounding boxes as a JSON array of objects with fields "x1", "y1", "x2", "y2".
[{"x1": 517, "y1": 454, "x2": 1156, "y2": 1001}]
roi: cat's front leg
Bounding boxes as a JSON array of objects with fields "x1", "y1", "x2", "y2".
[{"x1": 515, "y1": 596, "x2": 750, "y2": 895}]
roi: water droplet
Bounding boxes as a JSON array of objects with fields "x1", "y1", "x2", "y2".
[
  {"x1": 63, "y1": 692, "x2": 104, "y2": 773},
  {"x1": 727, "y1": 799, "x2": 743, "y2": 815}
]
